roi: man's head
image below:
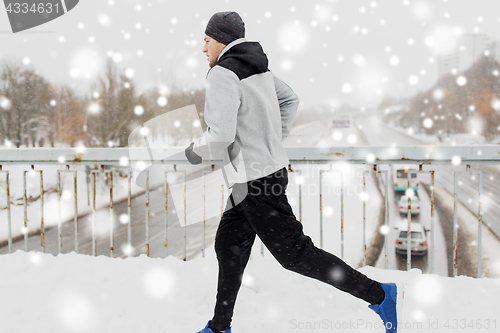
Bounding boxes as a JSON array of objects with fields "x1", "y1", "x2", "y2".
[
  {"x1": 203, "y1": 35, "x2": 226, "y2": 68},
  {"x1": 203, "y1": 11, "x2": 245, "y2": 68}
]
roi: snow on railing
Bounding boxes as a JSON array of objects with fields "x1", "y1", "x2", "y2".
[{"x1": 0, "y1": 146, "x2": 498, "y2": 277}]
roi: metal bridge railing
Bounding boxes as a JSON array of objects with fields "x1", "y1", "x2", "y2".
[{"x1": 0, "y1": 146, "x2": 498, "y2": 277}]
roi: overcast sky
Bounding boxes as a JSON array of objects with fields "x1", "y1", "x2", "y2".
[{"x1": 1, "y1": 0, "x2": 500, "y2": 110}]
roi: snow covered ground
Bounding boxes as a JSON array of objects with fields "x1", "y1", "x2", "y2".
[{"x1": 2, "y1": 249, "x2": 500, "y2": 333}]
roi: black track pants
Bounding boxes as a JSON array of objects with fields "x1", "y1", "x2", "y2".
[{"x1": 209, "y1": 167, "x2": 385, "y2": 332}]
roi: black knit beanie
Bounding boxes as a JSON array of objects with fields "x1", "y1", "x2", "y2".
[{"x1": 205, "y1": 11, "x2": 245, "y2": 46}]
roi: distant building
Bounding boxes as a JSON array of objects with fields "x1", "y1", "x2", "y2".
[{"x1": 437, "y1": 34, "x2": 496, "y2": 80}]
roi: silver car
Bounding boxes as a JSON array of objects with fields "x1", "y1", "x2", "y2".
[
  {"x1": 395, "y1": 222, "x2": 428, "y2": 256},
  {"x1": 398, "y1": 195, "x2": 421, "y2": 216}
]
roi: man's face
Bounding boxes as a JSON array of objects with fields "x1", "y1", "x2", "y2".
[{"x1": 202, "y1": 35, "x2": 226, "y2": 68}]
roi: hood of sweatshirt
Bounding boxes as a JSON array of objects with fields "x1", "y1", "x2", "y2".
[{"x1": 214, "y1": 38, "x2": 269, "y2": 80}]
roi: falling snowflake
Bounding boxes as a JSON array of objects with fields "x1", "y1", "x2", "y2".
[
  {"x1": 433, "y1": 89, "x2": 444, "y2": 100},
  {"x1": 412, "y1": 2, "x2": 431, "y2": 20},
  {"x1": 281, "y1": 59, "x2": 293, "y2": 71},
  {"x1": 379, "y1": 225, "x2": 390, "y2": 235},
  {"x1": 157, "y1": 96, "x2": 168, "y2": 107},
  {"x1": 389, "y1": 56, "x2": 400, "y2": 66},
  {"x1": 413, "y1": 308, "x2": 426, "y2": 322},
  {"x1": 0, "y1": 96, "x2": 12, "y2": 110},
  {"x1": 62, "y1": 190, "x2": 72, "y2": 201},
  {"x1": 75, "y1": 145, "x2": 86, "y2": 154},
  {"x1": 122, "y1": 244, "x2": 133, "y2": 256},
  {"x1": 342, "y1": 83, "x2": 353, "y2": 94},
  {"x1": 97, "y1": 13, "x2": 112, "y2": 27},
  {"x1": 143, "y1": 266, "x2": 176, "y2": 299},
  {"x1": 491, "y1": 98, "x2": 500, "y2": 111},
  {"x1": 124, "y1": 68, "x2": 135, "y2": 78},
  {"x1": 28, "y1": 252, "x2": 43, "y2": 265},
  {"x1": 119, "y1": 214, "x2": 129, "y2": 224},
  {"x1": 88, "y1": 102, "x2": 100, "y2": 114},
  {"x1": 408, "y1": 75, "x2": 419, "y2": 85},
  {"x1": 119, "y1": 156, "x2": 129, "y2": 166},
  {"x1": 278, "y1": 23, "x2": 309, "y2": 53},
  {"x1": 53, "y1": 289, "x2": 99, "y2": 332},
  {"x1": 332, "y1": 131, "x2": 343, "y2": 141},
  {"x1": 451, "y1": 156, "x2": 462, "y2": 166},
  {"x1": 139, "y1": 127, "x2": 149, "y2": 136},
  {"x1": 134, "y1": 105, "x2": 144, "y2": 116},
  {"x1": 112, "y1": 53, "x2": 123, "y2": 63},
  {"x1": 359, "y1": 192, "x2": 369, "y2": 201},
  {"x1": 405, "y1": 188, "x2": 415, "y2": 197},
  {"x1": 295, "y1": 175, "x2": 305, "y2": 185},
  {"x1": 352, "y1": 54, "x2": 366, "y2": 67},
  {"x1": 186, "y1": 57, "x2": 197, "y2": 68},
  {"x1": 456, "y1": 76, "x2": 467, "y2": 86},
  {"x1": 411, "y1": 275, "x2": 443, "y2": 306},
  {"x1": 423, "y1": 118, "x2": 433, "y2": 128},
  {"x1": 324, "y1": 206, "x2": 334, "y2": 216},
  {"x1": 330, "y1": 267, "x2": 345, "y2": 281}
]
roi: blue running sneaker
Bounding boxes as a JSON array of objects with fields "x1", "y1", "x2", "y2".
[
  {"x1": 197, "y1": 321, "x2": 232, "y2": 333},
  {"x1": 368, "y1": 282, "x2": 404, "y2": 333}
]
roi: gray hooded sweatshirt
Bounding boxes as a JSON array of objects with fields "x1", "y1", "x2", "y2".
[{"x1": 192, "y1": 37, "x2": 300, "y2": 188}]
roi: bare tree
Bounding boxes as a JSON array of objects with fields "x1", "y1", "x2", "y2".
[
  {"x1": 86, "y1": 59, "x2": 139, "y2": 147},
  {"x1": 0, "y1": 58, "x2": 51, "y2": 147}
]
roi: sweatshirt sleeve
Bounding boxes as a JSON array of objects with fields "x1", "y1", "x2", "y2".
[
  {"x1": 272, "y1": 72, "x2": 300, "y2": 141},
  {"x1": 192, "y1": 66, "x2": 241, "y2": 157}
]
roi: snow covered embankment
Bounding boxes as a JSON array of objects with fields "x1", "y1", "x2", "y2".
[{"x1": 2, "y1": 250, "x2": 500, "y2": 333}]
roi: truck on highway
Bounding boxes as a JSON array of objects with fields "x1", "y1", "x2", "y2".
[{"x1": 392, "y1": 167, "x2": 419, "y2": 202}]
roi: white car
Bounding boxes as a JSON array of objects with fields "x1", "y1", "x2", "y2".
[
  {"x1": 398, "y1": 195, "x2": 420, "y2": 216},
  {"x1": 394, "y1": 222, "x2": 428, "y2": 256}
]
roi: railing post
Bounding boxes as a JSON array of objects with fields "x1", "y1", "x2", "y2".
[
  {"x1": 453, "y1": 172, "x2": 458, "y2": 277},
  {"x1": 164, "y1": 170, "x2": 169, "y2": 258},
  {"x1": 430, "y1": 171, "x2": 435, "y2": 274},
  {"x1": 406, "y1": 172, "x2": 412, "y2": 271},
  {"x1": 0, "y1": 168, "x2": 13, "y2": 253},
  {"x1": 363, "y1": 170, "x2": 367, "y2": 267}
]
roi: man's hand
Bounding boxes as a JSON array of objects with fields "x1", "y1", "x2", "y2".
[{"x1": 185, "y1": 142, "x2": 202, "y2": 165}]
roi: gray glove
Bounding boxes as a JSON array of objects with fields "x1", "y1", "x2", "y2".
[{"x1": 185, "y1": 142, "x2": 202, "y2": 165}]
